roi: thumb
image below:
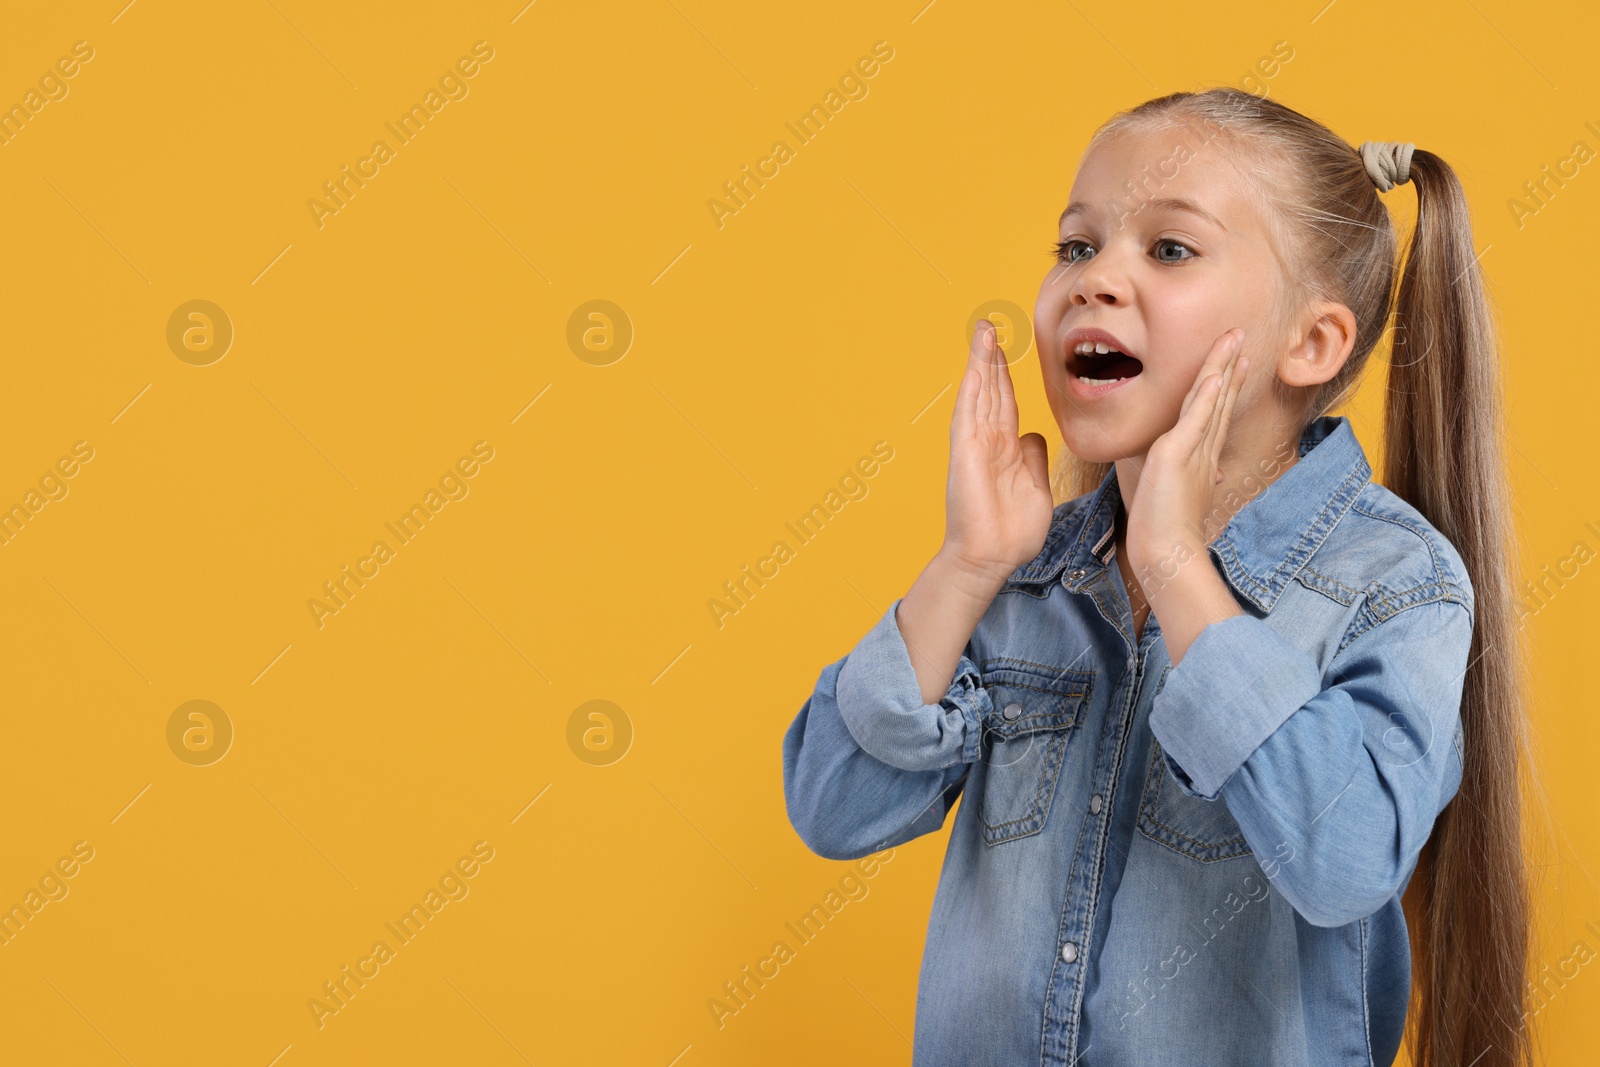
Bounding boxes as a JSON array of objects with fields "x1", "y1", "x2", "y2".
[{"x1": 1019, "y1": 432, "x2": 1050, "y2": 492}]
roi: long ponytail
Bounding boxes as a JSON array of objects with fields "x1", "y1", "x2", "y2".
[{"x1": 1385, "y1": 149, "x2": 1536, "y2": 1067}]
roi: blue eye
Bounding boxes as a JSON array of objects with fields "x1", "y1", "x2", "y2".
[
  {"x1": 1052, "y1": 239, "x2": 1091, "y2": 264},
  {"x1": 1051, "y1": 238, "x2": 1197, "y2": 265},
  {"x1": 1153, "y1": 238, "x2": 1196, "y2": 263}
]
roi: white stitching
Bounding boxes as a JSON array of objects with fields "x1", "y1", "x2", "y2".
[{"x1": 1360, "y1": 914, "x2": 1375, "y2": 1067}]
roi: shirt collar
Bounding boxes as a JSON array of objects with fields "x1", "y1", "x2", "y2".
[{"x1": 1008, "y1": 415, "x2": 1372, "y2": 613}]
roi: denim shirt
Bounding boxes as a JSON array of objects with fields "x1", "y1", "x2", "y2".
[{"x1": 781, "y1": 415, "x2": 1472, "y2": 1067}]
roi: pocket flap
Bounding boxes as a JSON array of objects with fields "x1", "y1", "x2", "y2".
[{"x1": 980, "y1": 659, "x2": 1093, "y2": 741}]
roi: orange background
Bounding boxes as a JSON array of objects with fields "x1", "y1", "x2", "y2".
[{"x1": 0, "y1": 1, "x2": 1593, "y2": 1064}]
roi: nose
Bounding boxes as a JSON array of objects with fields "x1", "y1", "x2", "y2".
[{"x1": 1067, "y1": 248, "x2": 1128, "y2": 307}]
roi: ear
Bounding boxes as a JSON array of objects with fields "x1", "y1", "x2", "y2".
[{"x1": 1279, "y1": 302, "x2": 1357, "y2": 388}]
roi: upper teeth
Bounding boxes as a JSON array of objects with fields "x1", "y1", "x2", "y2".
[{"x1": 1074, "y1": 341, "x2": 1118, "y2": 355}]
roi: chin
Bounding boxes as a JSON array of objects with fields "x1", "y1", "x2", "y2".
[{"x1": 1059, "y1": 422, "x2": 1140, "y2": 466}]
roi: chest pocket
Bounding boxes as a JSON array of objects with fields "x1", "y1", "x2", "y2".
[
  {"x1": 1137, "y1": 664, "x2": 1255, "y2": 862},
  {"x1": 974, "y1": 659, "x2": 1094, "y2": 847}
]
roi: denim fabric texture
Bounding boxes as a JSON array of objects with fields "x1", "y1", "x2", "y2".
[{"x1": 781, "y1": 415, "x2": 1473, "y2": 1067}]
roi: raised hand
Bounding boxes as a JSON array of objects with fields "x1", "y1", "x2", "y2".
[
  {"x1": 940, "y1": 320, "x2": 1055, "y2": 586},
  {"x1": 1123, "y1": 327, "x2": 1248, "y2": 582}
]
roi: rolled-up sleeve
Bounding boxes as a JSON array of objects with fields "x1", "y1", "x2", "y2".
[
  {"x1": 834, "y1": 596, "x2": 990, "y2": 772},
  {"x1": 1148, "y1": 598, "x2": 1472, "y2": 928},
  {"x1": 781, "y1": 596, "x2": 988, "y2": 860}
]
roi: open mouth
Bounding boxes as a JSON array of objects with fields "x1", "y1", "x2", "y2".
[{"x1": 1069, "y1": 344, "x2": 1144, "y2": 385}]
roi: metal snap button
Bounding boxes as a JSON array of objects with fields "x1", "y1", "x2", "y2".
[
  {"x1": 1002, "y1": 703, "x2": 1022, "y2": 721},
  {"x1": 1068, "y1": 568, "x2": 1086, "y2": 581},
  {"x1": 1061, "y1": 941, "x2": 1078, "y2": 964},
  {"x1": 1089, "y1": 794, "x2": 1102, "y2": 814}
]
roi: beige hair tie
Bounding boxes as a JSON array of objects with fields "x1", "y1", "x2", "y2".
[{"x1": 1360, "y1": 141, "x2": 1416, "y2": 192}]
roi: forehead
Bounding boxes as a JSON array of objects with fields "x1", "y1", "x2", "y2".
[{"x1": 1063, "y1": 124, "x2": 1259, "y2": 234}]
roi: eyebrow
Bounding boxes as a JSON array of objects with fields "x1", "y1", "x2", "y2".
[{"x1": 1058, "y1": 196, "x2": 1228, "y2": 233}]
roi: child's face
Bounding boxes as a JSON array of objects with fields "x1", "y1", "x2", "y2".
[{"x1": 1034, "y1": 125, "x2": 1287, "y2": 463}]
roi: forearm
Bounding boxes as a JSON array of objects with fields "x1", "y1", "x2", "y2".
[
  {"x1": 896, "y1": 549, "x2": 1007, "y2": 706},
  {"x1": 1146, "y1": 599, "x2": 1473, "y2": 927},
  {"x1": 783, "y1": 653, "x2": 975, "y2": 859},
  {"x1": 1142, "y1": 547, "x2": 1244, "y2": 665}
]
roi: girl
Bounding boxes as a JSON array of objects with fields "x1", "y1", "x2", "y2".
[{"x1": 782, "y1": 88, "x2": 1535, "y2": 1067}]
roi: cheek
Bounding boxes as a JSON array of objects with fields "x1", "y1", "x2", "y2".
[
  {"x1": 1135, "y1": 360, "x2": 1210, "y2": 430},
  {"x1": 1034, "y1": 274, "x2": 1068, "y2": 333},
  {"x1": 1233, "y1": 356, "x2": 1267, "y2": 411},
  {"x1": 1146, "y1": 279, "x2": 1234, "y2": 348},
  {"x1": 1166, "y1": 356, "x2": 1211, "y2": 393},
  {"x1": 1039, "y1": 362, "x2": 1069, "y2": 421}
]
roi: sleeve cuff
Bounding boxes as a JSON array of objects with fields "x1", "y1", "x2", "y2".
[
  {"x1": 834, "y1": 596, "x2": 990, "y2": 772},
  {"x1": 1148, "y1": 613, "x2": 1323, "y2": 800}
]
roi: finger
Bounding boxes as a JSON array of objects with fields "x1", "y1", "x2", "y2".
[
  {"x1": 978, "y1": 320, "x2": 1002, "y2": 427},
  {"x1": 1173, "y1": 369, "x2": 1225, "y2": 453},
  {"x1": 959, "y1": 321, "x2": 994, "y2": 433},
  {"x1": 1207, "y1": 364, "x2": 1230, "y2": 483},
  {"x1": 1209, "y1": 328, "x2": 1245, "y2": 378},
  {"x1": 1019, "y1": 432, "x2": 1049, "y2": 493},
  {"x1": 1201, "y1": 348, "x2": 1238, "y2": 459},
  {"x1": 1203, "y1": 361, "x2": 1235, "y2": 463},
  {"x1": 1211, "y1": 354, "x2": 1247, "y2": 473},
  {"x1": 1179, "y1": 328, "x2": 1245, "y2": 416},
  {"x1": 988, "y1": 324, "x2": 1020, "y2": 437}
]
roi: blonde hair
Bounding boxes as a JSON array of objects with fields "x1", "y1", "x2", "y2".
[{"x1": 1055, "y1": 88, "x2": 1538, "y2": 1067}]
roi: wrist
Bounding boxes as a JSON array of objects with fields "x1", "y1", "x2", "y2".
[
  {"x1": 1147, "y1": 563, "x2": 1246, "y2": 665},
  {"x1": 1126, "y1": 533, "x2": 1207, "y2": 598},
  {"x1": 1144, "y1": 555, "x2": 1240, "y2": 626},
  {"x1": 932, "y1": 546, "x2": 1014, "y2": 604}
]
